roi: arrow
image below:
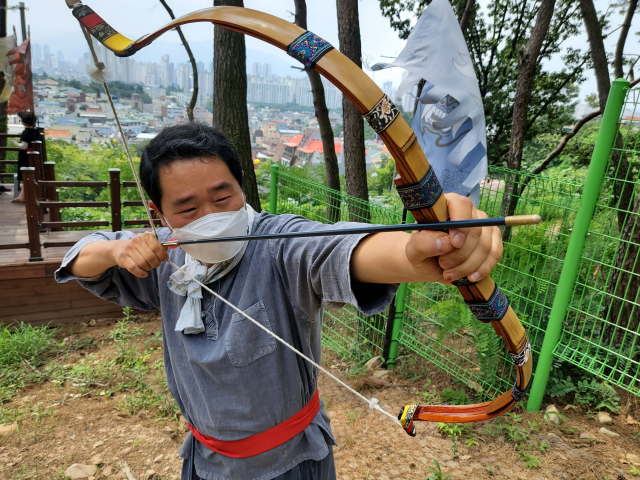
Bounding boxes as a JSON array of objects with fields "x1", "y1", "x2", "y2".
[{"x1": 161, "y1": 214, "x2": 541, "y2": 247}]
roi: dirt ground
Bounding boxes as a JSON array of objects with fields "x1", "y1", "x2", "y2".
[{"x1": 1, "y1": 314, "x2": 639, "y2": 480}]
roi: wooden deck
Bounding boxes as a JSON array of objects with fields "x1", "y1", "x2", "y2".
[{"x1": 0, "y1": 183, "x2": 150, "y2": 326}]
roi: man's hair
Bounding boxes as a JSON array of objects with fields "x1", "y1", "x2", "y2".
[
  {"x1": 18, "y1": 112, "x2": 37, "y2": 127},
  {"x1": 140, "y1": 123, "x2": 243, "y2": 212}
]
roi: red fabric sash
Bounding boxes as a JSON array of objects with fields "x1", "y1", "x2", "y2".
[{"x1": 188, "y1": 389, "x2": 320, "y2": 458}]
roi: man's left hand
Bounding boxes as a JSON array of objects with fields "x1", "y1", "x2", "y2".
[{"x1": 405, "y1": 193, "x2": 503, "y2": 284}]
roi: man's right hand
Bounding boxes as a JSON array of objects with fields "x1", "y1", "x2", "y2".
[{"x1": 113, "y1": 233, "x2": 169, "y2": 278}]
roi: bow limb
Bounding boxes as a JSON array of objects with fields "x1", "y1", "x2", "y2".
[{"x1": 67, "y1": 2, "x2": 533, "y2": 432}]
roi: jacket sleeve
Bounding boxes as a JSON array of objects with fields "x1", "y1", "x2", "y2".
[
  {"x1": 267, "y1": 214, "x2": 398, "y2": 322},
  {"x1": 54, "y1": 230, "x2": 163, "y2": 311}
]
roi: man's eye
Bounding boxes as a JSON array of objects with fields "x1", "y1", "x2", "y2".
[
  {"x1": 179, "y1": 207, "x2": 196, "y2": 214},
  {"x1": 216, "y1": 196, "x2": 231, "y2": 203}
]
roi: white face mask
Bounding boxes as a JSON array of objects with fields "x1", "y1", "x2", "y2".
[{"x1": 166, "y1": 203, "x2": 250, "y2": 264}]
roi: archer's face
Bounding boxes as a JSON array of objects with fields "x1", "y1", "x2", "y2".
[{"x1": 152, "y1": 157, "x2": 244, "y2": 229}]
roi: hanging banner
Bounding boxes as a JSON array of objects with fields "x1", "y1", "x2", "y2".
[
  {"x1": 0, "y1": 34, "x2": 18, "y2": 102},
  {"x1": 370, "y1": 0, "x2": 487, "y2": 206},
  {"x1": 7, "y1": 38, "x2": 34, "y2": 114}
]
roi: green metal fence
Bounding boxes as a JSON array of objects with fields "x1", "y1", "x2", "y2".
[{"x1": 268, "y1": 77, "x2": 640, "y2": 406}]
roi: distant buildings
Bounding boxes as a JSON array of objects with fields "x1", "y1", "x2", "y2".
[{"x1": 26, "y1": 42, "x2": 405, "y2": 162}]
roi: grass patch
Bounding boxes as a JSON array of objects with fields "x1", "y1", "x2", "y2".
[
  {"x1": 0, "y1": 323, "x2": 58, "y2": 367},
  {"x1": 0, "y1": 323, "x2": 59, "y2": 405}
]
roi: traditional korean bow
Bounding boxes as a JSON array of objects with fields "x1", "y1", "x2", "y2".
[{"x1": 65, "y1": 1, "x2": 533, "y2": 436}]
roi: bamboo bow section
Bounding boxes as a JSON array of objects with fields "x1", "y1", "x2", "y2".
[{"x1": 66, "y1": 1, "x2": 533, "y2": 434}]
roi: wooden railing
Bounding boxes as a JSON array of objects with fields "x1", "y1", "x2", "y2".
[
  {"x1": 0, "y1": 128, "x2": 48, "y2": 184},
  {"x1": 20, "y1": 163, "x2": 160, "y2": 261},
  {"x1": 0, "y1": 132, "x2": 162, "y2": 261}
]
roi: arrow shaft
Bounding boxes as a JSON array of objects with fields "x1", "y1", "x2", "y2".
[{"x1": 161, "y1": 215, "x2": 540, "y2": 247}]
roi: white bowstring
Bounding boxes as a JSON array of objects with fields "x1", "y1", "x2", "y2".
[
  {"x1": 165, "y1": 258, "x2": 400, "y2": 426},
  {"x1": 77, "y1": 22, "x2": 400, "y2": 429},
  {"x1": 81, "y1": 25, "x2": 158, "y2": 238}
]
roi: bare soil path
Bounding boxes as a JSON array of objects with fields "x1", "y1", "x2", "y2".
[{"x1": 1, "y1": 315, "x2": 639, "y2": 480}]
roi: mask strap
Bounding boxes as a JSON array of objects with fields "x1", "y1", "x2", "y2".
[{"x1": 162, "y1": 214, "x2": 174, "y2": 232}]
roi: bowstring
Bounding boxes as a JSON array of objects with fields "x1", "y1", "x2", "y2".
[
  {"x1": 166, "y1": 258, "x2": 400, "y2": 426},
  {"x1": 80, "y1": 25, "x2": 158, "y2": 238},
  {"x1": 78, "y1": 24, "x2": 400, "y2": 429}
]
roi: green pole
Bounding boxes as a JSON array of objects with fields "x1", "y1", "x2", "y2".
[
  {"x1": 386, "y1": 283, "x2": 407, "y2": 368},
  {"x1": 269, "y1": 163, "x2": 279, "y2": 215},
  {"x1": 386, "y1": 212, "x2": 415, "y2": 368},
  {"x1": 527, "y1": 78, "x2": 629, "y2": 412}
]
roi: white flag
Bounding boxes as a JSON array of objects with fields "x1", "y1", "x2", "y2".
[{"x1": 371, "y1": 0, "x2": 487, "y2": 206}]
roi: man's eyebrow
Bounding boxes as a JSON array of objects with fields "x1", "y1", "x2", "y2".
[
  {"x1": 172, "y1": 182, "x2": 234, "y2": 207},
  {"x1": 210, "y1": 181, "x2": 234, "y2": 193},
  {"x1": 172, "y1": 195, "x2": 195, "y2": 207}
]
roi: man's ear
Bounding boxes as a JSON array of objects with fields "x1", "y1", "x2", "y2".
[{"x1": 148, "y1": 201, "x2": 168, "y2": 229}]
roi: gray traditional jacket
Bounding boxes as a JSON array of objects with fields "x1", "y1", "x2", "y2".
[{"x1": 55, "y1": 212, "x2": 397, "y2": 480}]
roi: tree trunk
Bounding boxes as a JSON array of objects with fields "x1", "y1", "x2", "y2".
[
  {"x1": 212, "y1": 0, "x2": 261, "y2": 211},
  {"x1": 458, "y1": 0, "x2": 476, "y2": 35},
  {"x1": 501, "y1": 0, "x2": 556, "y2": 241},
  {"x1": 578, "y1": 0, "x2": 640, "y2": 362},
  {"x1": 580, "y1": 0, "x2": 633, "y2": 231},
  {"x1": 614, "y1": 0, "x2": 638, "y2": 80},
  {"x1": 602, "y1": 190, "x2": 640, "y2": 357},
  {"x1": 337, "y1": 0, "x2": 370, "y2": 222},
  {"x1": 294, "y1": 0, "x2": 341, "y2": 223},
  {"x1": 580, "y1": 0, "x2": 610, "y2": 111},
  {"x1": 159, "y1": 0, "x2": 198, "y2": 123}
]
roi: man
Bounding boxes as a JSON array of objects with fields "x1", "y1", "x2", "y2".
[{"x1": 56, "y1": 123, "x2": 502, "y2": 480}]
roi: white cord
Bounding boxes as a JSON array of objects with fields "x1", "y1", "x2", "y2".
[{"x1": 166, "y1": 257, "x2": 400, "y2": 426}]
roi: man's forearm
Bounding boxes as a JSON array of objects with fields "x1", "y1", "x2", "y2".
[
  {"x1": 351, "y1": 232, "x2": 445, "y2": 285},
  {"x1": 68, "y1": 240, "x2": 126, "y2": 278}
]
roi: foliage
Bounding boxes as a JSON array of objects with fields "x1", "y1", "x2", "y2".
[
  {"x1": 545, "y1": 367, "x2": 577, "y2": 398},
  {"x1": 249, "y1": 102, "x2": 316, "y2": 113},
  {"x1": 0, "y1": 324, "x2": 59, "y2": 405},
  {"x1": 377, "y1": 0, "x2": 584, "y2": 166},
  {"x1": 574, "y1": 379, "x2": 620, "y2": 412},
  {"x1": 484, "y1": 413, "x2": 548, "y2": 467},
  {"x1": 519, "y1": 451, "x2": 540, "y2": 469},
  {"x1": 585, "y1": 93, "x2": 599, "y2": 109},
  {"x1": 431, "y1": 300, "x2": 502, "y2": 380},
  {"x1": 44, "y1": 356, "x2": 113, "y2": 394},
  {"x1": 440, "y1": 387, "x2": 473, "y2": 405},
  {"x1": 426, "y1": 458, "x2": 454, "y2": 480},
  {"x1": 368, "y1": 155, "x2": 396, "y2": 195},
  {"x1": 46, "y1": 140, "x2": 149, "y2": 225},
  {"x1": 34, "y1": 73, "x2": 152, "y2": 102},
  {"x1": 0, "y1": 323, "x2": 57, "y2": 367},
  {"x1": 438, "y1": 422, "x2": 478, "y2": 459}
]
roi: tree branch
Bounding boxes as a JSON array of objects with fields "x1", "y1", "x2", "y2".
[
  {"x1": 159, "y1": 0, "x2": 198, "y2": 123},
  {"x1": 580, "y1": 0, "x2": 611, "y2": 110},
  {"x1": 614, "y1": 0, "x2": 638, "y2": 79},
  {"x1": 521, "y1": 76, "x2": 640, "y2": 183},
  {"x1": 459, "y1": 0, "x2": 475, "y2": 34},
  {"x1": 525, "y1": 56, "x2": 589, "y2": 130}
]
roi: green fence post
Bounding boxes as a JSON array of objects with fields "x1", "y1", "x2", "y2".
[
  {"x1": 386, "y1": 212, "x2": 415, "y2": 368},
  {"x1": 527, "y1": 78, "x2": 629, "y2": 412},
  {"x1": 386, "y1": 283, "x2": 408, "y2": 368},
  {"x1": 269, "y1": 163, "x2": 280, "y2": 215}
]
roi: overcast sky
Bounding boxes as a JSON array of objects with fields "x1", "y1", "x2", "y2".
[{"x1": 6, "y1": 0, "x2": 639, "y2": 103}]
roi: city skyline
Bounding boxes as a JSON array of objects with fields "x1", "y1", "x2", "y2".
[{"x1": 29, "y1": 42, "x2": 393, "y2": 111}]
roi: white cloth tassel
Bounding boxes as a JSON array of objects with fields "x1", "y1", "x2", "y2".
[{"x1": 86, "y1": 62, "x2": 111, "y2": 83}]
